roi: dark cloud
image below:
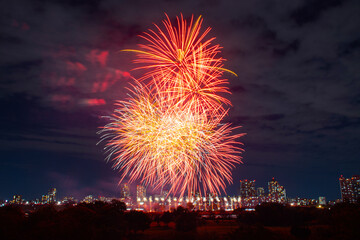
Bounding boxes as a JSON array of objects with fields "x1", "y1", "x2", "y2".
[
  {"x1": 290, "y1": 0, "x2": 345, "y2": 26},
  {"x1": 272, "y1": 39, "x2": 300, "y2": 57},
  {"x1": 338, "y1": 38, "x2": 360, "y2": 56}
]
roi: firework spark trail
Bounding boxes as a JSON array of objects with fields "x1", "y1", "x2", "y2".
[
  {"x1": 123, "y1": 14, "x2": 236, "y2": 115},
  {"x1": 99, "y1": 14, "x2": 244, "y2": 197}
]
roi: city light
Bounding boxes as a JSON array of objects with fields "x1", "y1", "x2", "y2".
[{"x1": 2, "y1": 175, "x2": 358, "y2": 211}]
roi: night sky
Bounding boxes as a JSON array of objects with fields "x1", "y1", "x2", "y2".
[{"x1": 1, "y1": 0, "x2": 360, "y2": 201}]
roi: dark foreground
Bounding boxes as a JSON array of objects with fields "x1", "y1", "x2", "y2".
[{"x1": 1, "y1": 201, "x2": 359, "y2": 240}]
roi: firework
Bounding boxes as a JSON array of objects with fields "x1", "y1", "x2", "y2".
[
  {"x1": 100, "y1": 14, "x2": 244, "y2": 197},
  {"x1": 123, "y1": 14, "x2": 236, "y2": 114}
]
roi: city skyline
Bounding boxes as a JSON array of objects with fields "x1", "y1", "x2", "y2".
[
  {"x1": 5, "y1": 174, "x2": 360, "y2": 213},
  {"x1": 3, "y1": 174, "x2": 358, "y2": 204}
]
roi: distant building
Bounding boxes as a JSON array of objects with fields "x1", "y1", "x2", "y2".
[
  {"x1": 47, "y1": 188, "x2": 56, "y2": 203},
  {"x1": 97, "y1": 196, "x2": 113, "y2": 202},
  {"x1": 257, "y1": 187, "x2": 265, "y2": 197},
  {"x1": 268, "y1": 177, "x2": 286, "y2": 203},
  {"x1": 41, "y1": 195, "x2": 48, "y2": 204},
  {"x1": 352, "y1": 175, "x2": 360, "y2": 202},
  {"x1": 339, "y1": 175, "x2": 360, "y2": 203},
  {"x1": 240, "y1": 179, "x2": 256, "y2": 198},
  {"x1": 122, "y1": 183, "x2": 131, "y2": 198},
  {"x1": 84, "y1": 195, "x2": 95, "y2": 203},
  {"x1": 62, "y1": 197, "x2": 76, "y2": 204},
  {"x1": 11, "y1": 195, "x2": 22, "y2": 204},
  {"x1": 319, "y1": 196, "x2": 326, "y2": 205},
  {"x1": 136, "y1": 185, "x2": 146, "y2": 200},
  {"x1": 288, "y1": 197, "x2": 317, "y2": 206},
  {"x1": 239, "y1": 180, "x2": 257, "y2": 207}
]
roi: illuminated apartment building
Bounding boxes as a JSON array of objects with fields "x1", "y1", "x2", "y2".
[
  {"x1": 240, "y1": 179, "x2": 256, "y2": 198},
  {"x1": 268, "y1": 177, "x2": 286, "y2": 203},
  {"x1": 352, "y1": 175, "x2": 360, "y2": 202},
  {"x1": 257, "y1": 187, "x2": 265, "y2": 197},
  {"x1": 339, "y1": 175, "x2": 360, "y2": 203}
]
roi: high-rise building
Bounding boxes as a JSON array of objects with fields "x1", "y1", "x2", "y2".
[
  {"x1": 136, "y1": 185, "x2": 146, "y2": 200},
  {"x1": 352, "y1": 175, "x2": 360, "y2": 202},
  {"x1": 47, "y1": 188, "x2": 57, "y2": 203},
  {"x1": 268, "y1": 177, "x2": 286, "y2": 203},
  {"x1": 257, "y1": 187, "x2": 265, "y2": 197},
  {"x1": 240, "y1": 179, "x2": 256, "y2": 198},
  {"x1": 122, "y1": 183, "x2": 131, "y2": 198},
  {"x1": 339, "y1": 175, "x2": 360, "y2": 203}
]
